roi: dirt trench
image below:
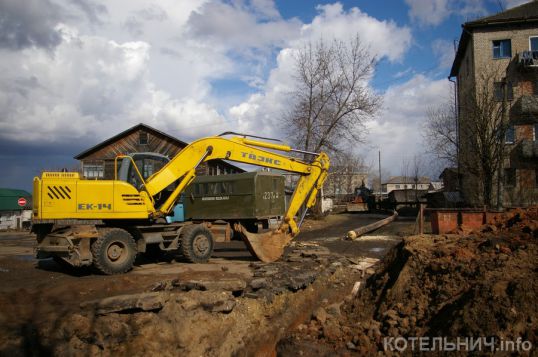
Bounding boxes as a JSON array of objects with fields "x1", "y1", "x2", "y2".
[
  {"x1": 0, "y1": 246, "x2": 372, "y2": 356},
  {"x1": 279, "y1": 207, "x2": 538, "y2": 355}
]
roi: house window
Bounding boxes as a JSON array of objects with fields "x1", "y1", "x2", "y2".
[
  {"x1": 139, "y1": 132, "x2": 148, "y2": 145},
  {"x1": 494, "y1": 82, "x2": 513, "y2": 101},
  {"x1": 83, "y1": 164, "x2": 104, "y2": 179},
  {"x1": 530, "y1": 36, "x2": 538, "y2": 51},
  {"x1": 492, "y1": 39, "x2": 511, "y2": 59},
  {"x1": 395, "y1": 185, "x2": 400, "y2": 189},
  {"x1": 505, "y1": 126, "x2": 515, "y2": 144},
  {"x1": 143, "y1": 163, "x2": 153, "y2": 178},
  {"x1": 504, "y1": 168, "x2": 516, "y2": 187}
]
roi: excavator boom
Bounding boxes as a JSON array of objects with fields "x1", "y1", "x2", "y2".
[{"x1": 142, "y1": 135, "x2": 330, "y2": 262}]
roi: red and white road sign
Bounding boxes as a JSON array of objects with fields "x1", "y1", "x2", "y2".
[{"x1": 17, "y1": 197, "x2": 27, "y2": 207}]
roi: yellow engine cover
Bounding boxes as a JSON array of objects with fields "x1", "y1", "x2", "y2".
[{"x1": 33, "y1": 172, "x2": 154, "y2": 220}]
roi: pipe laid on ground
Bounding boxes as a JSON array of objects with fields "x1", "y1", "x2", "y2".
[{"x1": 346, "y1": 211, "x2": 398, "y2": 240}]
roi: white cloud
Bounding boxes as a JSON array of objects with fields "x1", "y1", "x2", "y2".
[
  {"x1": 432, "y1": 39, "x2": 456, "y2": 69},
  {"x1": 405, "y1": 0, "x2": 450, "y2": 26},
  {"x1": 0, "y1": 0, "x2": 417, "y2": 181},
  {"x1": 299, "y1": 3, "x2": 412, "y2": 62},
  {"x1": 405, "y1": 0, "x2": 491, "y2": 26},
  {"x1": 0, "y1": 24, "x2": 226, "y2": 144},
  {"x1": 187, "y1": 1, "x2": 301, "y2": 50},
  {"x1": 0, "y1": 0, "x2": 275, "y2": 146},
  {"x1": 229, "y1": 3, "x2": 413, "y2": 140},
  {"x1": 504, "y1": 0, "x2": 532, "y2": 8},
  {"x1": 364, "y1": 75, "x2": 452, "y2": 176}
]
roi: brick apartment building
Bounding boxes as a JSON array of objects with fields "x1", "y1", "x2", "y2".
[{"x1": 450, "y1": 1, "x2": 538, "y2": 206}]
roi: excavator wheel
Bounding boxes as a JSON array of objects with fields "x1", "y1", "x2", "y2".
[
  {"x1": 91, "y1": 228, "x2": 137, "y2": 275},
  {"x1": 180, "y1": 224, "x2": 214, "y2": 263}
]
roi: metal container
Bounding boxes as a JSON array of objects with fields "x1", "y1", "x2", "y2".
[{"x1": 184, "y1": 172, "x2": 285, "y2": 220}]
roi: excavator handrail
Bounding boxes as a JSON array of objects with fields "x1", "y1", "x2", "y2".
[{"x1": 217, "y1": 131, "x2": 283, "y2": 142}]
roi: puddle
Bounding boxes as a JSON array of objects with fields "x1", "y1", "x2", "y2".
[{"x1": 16, "y1": 255, "x2": 35, "y2": 262}]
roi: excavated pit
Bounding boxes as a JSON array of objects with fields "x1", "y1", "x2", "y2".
[{"x1": 278, "y1": 207, "x2": 538, "y2": 355}]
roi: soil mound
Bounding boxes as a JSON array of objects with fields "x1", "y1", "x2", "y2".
[{"x1": 281, "y1": 206, "x2": 538, "y2": 354}]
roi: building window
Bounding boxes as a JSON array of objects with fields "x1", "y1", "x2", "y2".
[
  {"x1": 139, "y1": 132, "x2": 148, "y2": 145},
  {"x1": 530, "y1": 36, "x2": 538, "y2": 51},
  {"x1": 493, "y1": 39, "x2": 511, "y2": 59},
  {"x1": 504, "y1": 168, "x2": 516, "y2": 187},
  {"x1": 83, "y1": 164, "x2": 104, "y2": 179},
  {"x1": 143, "y1": 163, "x2": 153, "y2": 178},
  {"x1": 395, "y1": 185, "x2": 400, "y2": 189},
  {"x1": 505, "y1": 126, "x2": 515, "y2": 144},
  {"x1": 494, "y1": 82, "x2": 513, "y2": 101}
]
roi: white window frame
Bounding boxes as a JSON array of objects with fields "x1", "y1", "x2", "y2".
[
  {"x1": 83, "y1": 164, "x2": 104, "y2": 179},
  {"x1": 529, "y1": 36, "x2": 538, "y2": 51},
  {"x1": 492, "y1": 39, "x2": 512, "y2": 59},
  {"x1": 505, "y1": 126, "x2": 515, "y2": 144}
]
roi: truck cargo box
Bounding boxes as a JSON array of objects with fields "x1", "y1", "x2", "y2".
[{"x1": 184, "y1": 172, "x2": 285, "y2": 220}]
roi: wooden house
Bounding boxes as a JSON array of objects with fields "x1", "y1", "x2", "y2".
[{"x1": 74, "y1": 123, "x2": 243, "y2": 179}]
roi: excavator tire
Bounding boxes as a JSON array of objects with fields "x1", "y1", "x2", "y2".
[
  {"x1": 91, "y1": 228, "x2": 137, "y2": 275},
  {"x1": 180, "y1": 224, "x2": 214, "y2": 263}
]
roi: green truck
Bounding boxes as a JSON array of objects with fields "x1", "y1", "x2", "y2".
[
  {"x1": 118, "y1": 153, "x2": 286, "y2": 242},
  {"x1": 185, "y1": 172, "x2": 285, "y2": 220},
  {"x1": 182, "y1": 171, "x2": 285, "y2": 239}
]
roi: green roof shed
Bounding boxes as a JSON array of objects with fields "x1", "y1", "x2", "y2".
[{"x1": 0, "y1": 188, "x2": 32, "y2": 211}]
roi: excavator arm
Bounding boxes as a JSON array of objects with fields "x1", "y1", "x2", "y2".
[{"x1": 142, "y1": 134, "x2": 330, "y2": 262}]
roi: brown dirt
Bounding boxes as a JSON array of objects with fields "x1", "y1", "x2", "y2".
[
  {"x1": 0, "y1": 214, "x2": 406, "y2": 356},
  {"x1": 278, "y1": 207, "x2": 538, "y2": 355}
]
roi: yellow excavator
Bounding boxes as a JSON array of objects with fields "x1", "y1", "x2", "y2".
[{"x1": 32, "y1": 132, "x2": 330, "y2": 274}]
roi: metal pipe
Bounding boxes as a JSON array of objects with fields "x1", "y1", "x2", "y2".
[
  {"x1": 289, "y1": 148, "x2": 320, "y2": 156},
  {"x1": 448, "y1": 76, "x2": 460, "y2": 192},
  {"x1": 297, "y1": 207, "x2": 308, "y2": 228}
]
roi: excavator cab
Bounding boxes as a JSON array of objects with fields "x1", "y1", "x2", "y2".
[
  {"x1": 117, "y1": 152, "x2": 170, "y2": 188},
  {"x1": 117, "y1": 152, "x2": 177, "y2": 209}
]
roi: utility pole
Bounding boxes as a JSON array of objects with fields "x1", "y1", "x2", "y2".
[{"x1": 378, "y1": 150, "x2": 382, "y2": 195}]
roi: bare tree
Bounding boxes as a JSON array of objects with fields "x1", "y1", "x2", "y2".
[
  {"x1": 326, "y1": 150, "x2": 368, "y2": 200},
  {"x1": 285, "y1": 36, "x2": 381, "y2": 156},
  {"x1": 424, "y1": 67, "x2": 510, "y2": 207},
  {"x1": 411, "y1": 155, "x2": 424, "y2": 202},
  {"x1": 460, "y1": 70, "x2": 510, "y2": 207},
  {"x1": 424, "y1": 97, "x2": 458, "y2": 168}
]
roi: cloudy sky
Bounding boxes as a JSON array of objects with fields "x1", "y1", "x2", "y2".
[{"x1": 0, "y1": 0, "x2": 531, "y2": 190}]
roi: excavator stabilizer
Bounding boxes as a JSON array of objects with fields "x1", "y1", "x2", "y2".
[{"x1": 234, "y1": 223, "x2": 294, "y2": 262}]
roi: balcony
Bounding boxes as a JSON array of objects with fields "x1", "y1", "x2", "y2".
[
  {"x1": 519, "y1": 140, "x2": 538, "y2": 158},
  {"x1": 510, "y1": 95, "x2": 538, "y2": 124},
  {"x1": 518, "y1": 50, "x2": 538, "y2": 67},
  {"x1": 510, "y1": 139, "x2": 538, "y2": 168}
]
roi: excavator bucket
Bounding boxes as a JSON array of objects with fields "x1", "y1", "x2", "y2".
[{"x1": 234, "y1": 223, "x2": 293, "y2": 262}]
